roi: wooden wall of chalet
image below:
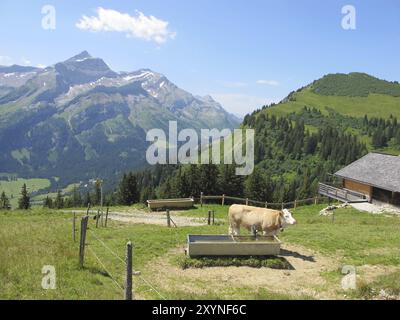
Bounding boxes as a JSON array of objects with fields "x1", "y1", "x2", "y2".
[{"x1": 344, "y1": 179, "x2": 373, "y2": 198}]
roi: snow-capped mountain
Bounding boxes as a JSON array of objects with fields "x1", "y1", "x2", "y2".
[{"x1": 0, "y1": 51, "x2": 239, "y2": 184}]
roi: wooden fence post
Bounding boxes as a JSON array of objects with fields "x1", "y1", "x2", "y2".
[
  {"x1": 72, "y1": 212, "x2": 76, "y2": 242},
  {"x1": 166, "y1": 209, "x2": 171, "y2": 228},
  {"x1": 265, "y1": 201, "x2": 268, "y2": 208},
  {"x1": 200, "y1": 192, "x2": 203, "y2": 207},
  {"x1": 125, "y1": 241, "x2": 133, "y2": 300},
  {"x1": 95, "y1": 209, "x2": 100, "y2": 228},
  {"x1": 314, "y1": 196, "x2": 318, "y2": 205},
  {"x1": 105, "y1": 207, "x2": 109, "y2": 227},
  {"x1": 212, "y1": 210, "x2": 215, "y2": 225},
  {"x1": 79, "y1": 216, "x2": 88, "y2": 268},
  {"x1": 246, "y1": 198, "x2": 249, "y2": 206},
  {"x1": 222, "y1": 194, "x2": 225, "y2": 206},
  {"x1": 208, "y1": 210, "x2": 211, "y2": 225},
  {"x1": 101, "y1": 208, "x2": 104, "y2": 227},
  {"x1": 294, "y1": 200, "x2": 297, "y2": 209},
  {"x1": 281, "y1": 203, "x2": 284, "y2": 210},
  {"x1": 86, "y1": 203, "x2": 91, "y2": 216}
]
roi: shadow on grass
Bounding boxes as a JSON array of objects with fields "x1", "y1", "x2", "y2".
[
  {"x1": 279, "y1": 248, "x2": 316, "y2": 263},
  {"x1": 175, "y1": 255, "x2": 295, "y2": 270},
  {"x1": 86, "y1": 266, "x2": 112, "y2": 278}
]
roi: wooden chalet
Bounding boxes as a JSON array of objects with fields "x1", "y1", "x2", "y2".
[{"x1": 319, "y1": 153, "x2": 400, "y2": 205}]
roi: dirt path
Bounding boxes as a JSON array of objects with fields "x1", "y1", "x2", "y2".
[
  {"x1": 65, "y1": 209, "x2": 218, "y2": 227},
  {"x1": 141, "y1": 243, "x2": 344, "y2": 300}
]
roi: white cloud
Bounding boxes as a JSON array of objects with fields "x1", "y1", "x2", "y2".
[
  {"x1": 21, "y1": 57, "x2": 31, "y2": 65},
  {"x1": 76, "y1": 7, "x2": 176, "y2": 44},
  {"x1": 211, "y1": 93, "x2": 279, "y2": 117},
  {"x1": 37, "y1": 64, "x2": 46, "y2": 69},
  {"x1": 0, "y1": 55, "x2": 12, "y2": 66},
  {"x1": 256, "y1": 79, "x2": 280, "y2": 86}
]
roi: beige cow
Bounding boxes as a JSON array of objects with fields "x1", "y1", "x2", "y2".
[{"x1": 228, "y1": 204, "x2": 297, "y2": 236}]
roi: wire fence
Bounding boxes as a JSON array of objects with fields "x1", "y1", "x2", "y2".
[
  {"x1": 80, "y1": 224, "x2": 166, "y2": 300},
  {"x1": 73, "y1": 193, "x2": 329, "y2": 300},
  {"x1": 86, "y1": 245, "x2": 124, "y2": 291}
]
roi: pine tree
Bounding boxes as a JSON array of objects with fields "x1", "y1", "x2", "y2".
[
  {"x1": 158, "y1": 177, "x2": 172, "y2": 199},
  {"x1": 140, "y1": 186, "x2": 155, "y2": 204},
  {"x1": 186, "y1": 165, "x2": 201, "y2": 197},
  {"x1": 72, "y1": 187, "x2": 82, "y2": 207},
  {"x1": 218, "y1": 165, "x2": 244, "y2": 197},
  {"x1": 245, "y1": 168, "x2": 273, "y2": 202},
  {"x1": 175, "y1": 170, "x2": 191, "y2": 197},
  {"x1": 84, "y1": 191, "x2": 91, "y2": 207},
  {"x1": 18, "y1": 183, "x2": 30, "y2": 210},
  {"x1": 298, "y1": 168, "x2": 311, "y2": 199},
  {"x1": 54, "y1": 190, "x2": 64, "y2": 209},
  {"x1": 305, "y1": 134, "x2": 318, "y2": 154},
  {"x1": 118, "y1": 173, "x2": 139, "y2": 205},
  {"x1": 94, "y1": 180, "x2": 102, "y2": 205},
  {"x1": 198, "y1": 164, "x2": 219, "y2": 195},
  {"x1": 0, "y1": 191, "x2": 10, "y2": 210},
  {"x1": 43, "y1": 196, "x2": 53, "y2": 208}
]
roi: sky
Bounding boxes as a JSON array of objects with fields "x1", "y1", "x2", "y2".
[{"x1": 0, "y1": 0, "x2": 399, "y2": 116}]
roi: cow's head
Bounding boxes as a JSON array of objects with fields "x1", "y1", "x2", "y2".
[{"x1": 281, "y1": 209, "x2": 297, "y2": 226}]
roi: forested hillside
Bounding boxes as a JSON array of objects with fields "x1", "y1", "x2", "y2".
[{"x1": 311, "y1": 73, "x2": 400, "y2": 97}]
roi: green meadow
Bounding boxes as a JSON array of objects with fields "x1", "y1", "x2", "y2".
[
  {"x1": 1, "y1": 204, "x2": 399, "y2": 299},
  {"x1": 0, "y1": 178, "x2": 51, "y2": 208},
  {"x1": 264, "y1": 89, "x2": 400, "y2": 119}
]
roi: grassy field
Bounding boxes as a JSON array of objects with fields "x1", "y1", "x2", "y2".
[
  {"x1": 0, "y1": 178, "x2": 51, "y2": 208},
  {"x1": 263, "y1": 89, "x2": 400, "y2": 119},
  {"x1": 31, "y1": 183, "x2": 81, "y2": 202},
  {"x1": 0, "y1": 208, "x2": 226, "y2": 299},
  {"x1": 0, "y1": 204, "x2": 399, "y2": 299}
]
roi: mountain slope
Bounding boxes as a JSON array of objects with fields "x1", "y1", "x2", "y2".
[
  {"x1": 0, "y1": 51, "x2": 239, "y2": 185},
  {"x1": 116, "y1": 72, "x2": 400, "y2": 207},
  {"x1": 262, "y1": 73, "x2": 400, "y2": 119}
]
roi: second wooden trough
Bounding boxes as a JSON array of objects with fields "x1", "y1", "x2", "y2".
[
  {"x1": 147, "y1": 198, "x2": 194, "y2": 210},
  {"x1": 186, "y1": 234, "x2": 282, "y2": 257}
]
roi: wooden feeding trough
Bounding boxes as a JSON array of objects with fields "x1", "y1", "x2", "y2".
[
  {"x1": 186, "y1": 234, "x2": 282, "y2": 257},
  {"x1": 147, "y1": 198, "x2": 194, "y2": 210}
]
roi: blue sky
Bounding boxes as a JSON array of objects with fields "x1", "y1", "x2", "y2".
[{"x1": 0, "y1": 0, "x2": 399, "y2": 116}]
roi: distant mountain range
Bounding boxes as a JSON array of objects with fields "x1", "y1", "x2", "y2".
[{"x1": 0, "y1": 51, "x2": 240, "y2": 185}]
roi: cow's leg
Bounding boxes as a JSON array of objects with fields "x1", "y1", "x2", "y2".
[
  {"x1": 262, "y1": 228, "x2": 278, "y2": 237},
  {"x1": 229, "y1": 221, "x2": 240, "y2": 235},
  {"x1": 262, "y1": 230, "x2": 274, "y2": 236}
]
